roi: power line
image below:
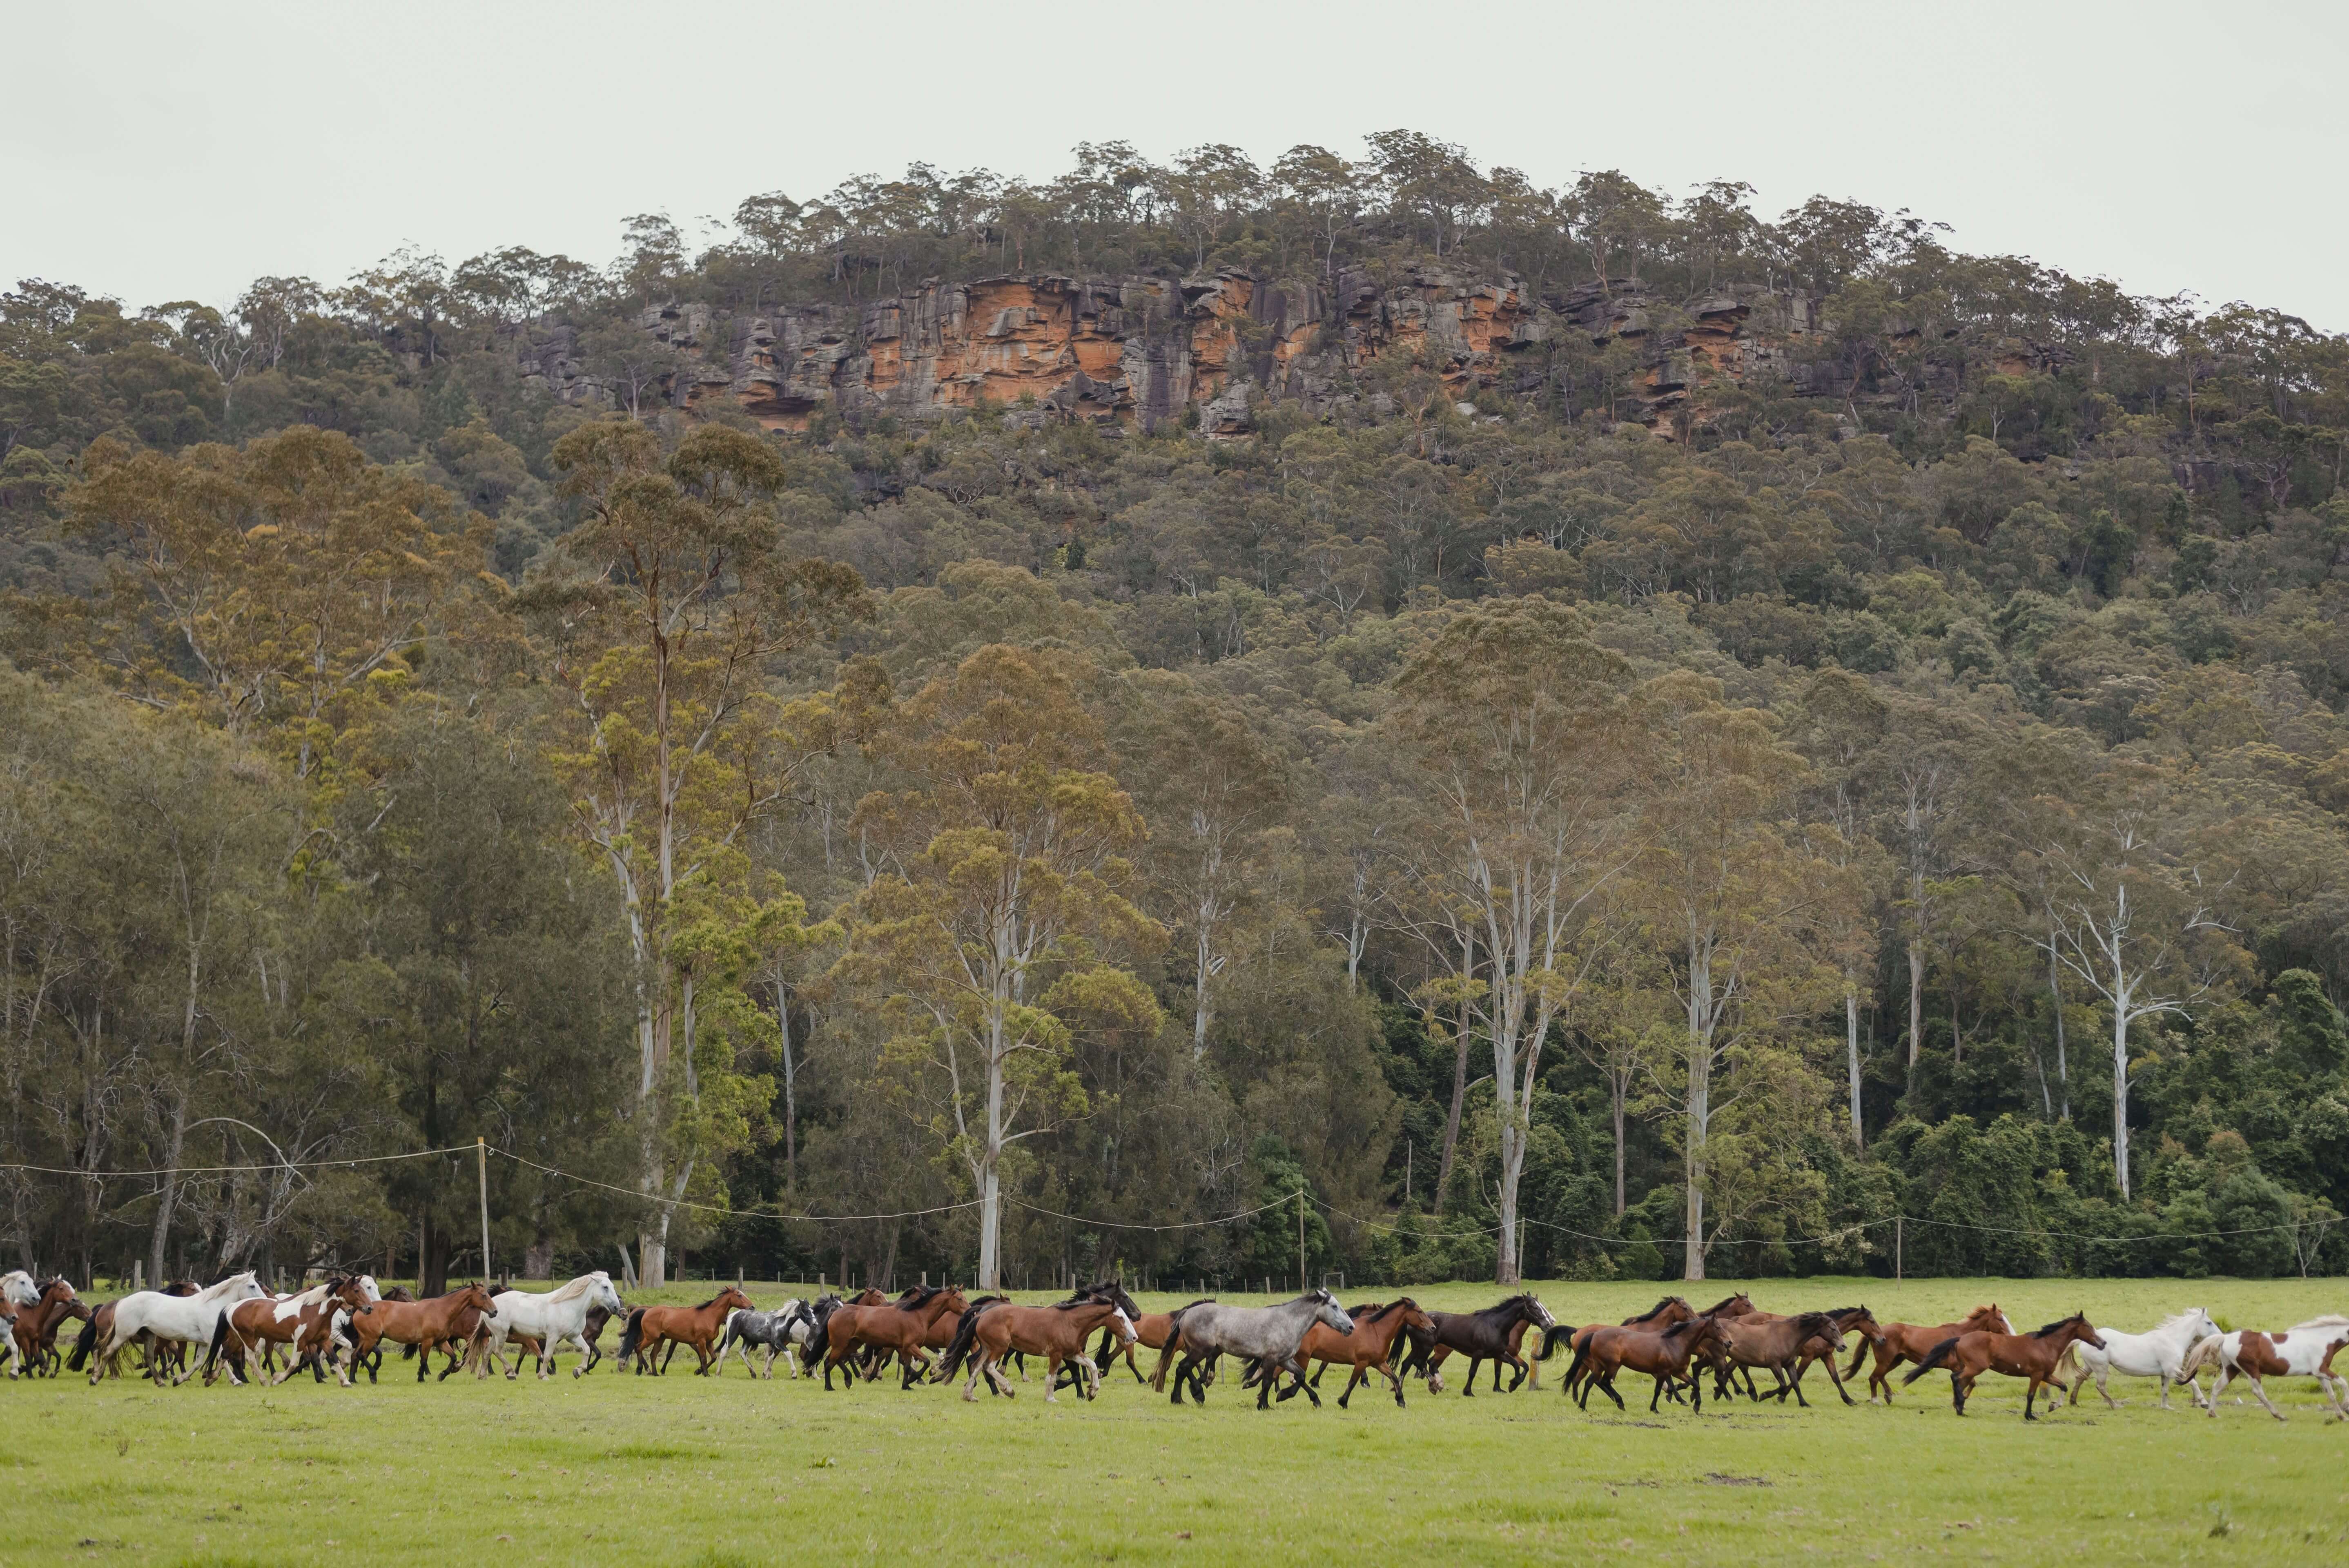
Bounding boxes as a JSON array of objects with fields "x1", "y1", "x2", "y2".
[{"x1": 0, "y1": 1144, "x2": 480, "y2": 1179}]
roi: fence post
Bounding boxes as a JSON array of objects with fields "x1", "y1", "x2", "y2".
[
  {"x1": 475, "y1": 1136, "x2": 491, "y2": 1283},
  {"x1": 1895, "y1": 1216, "x2": 1903, "y2": 1282}
]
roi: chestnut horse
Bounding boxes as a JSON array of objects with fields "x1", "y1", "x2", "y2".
[
  {"x1": 1902, "y1": 1311, "x2": 2102, "y2": 1419},
  {"x1": 1849, "y1": 1303, "x2": 2013, "y2": 1403},
  {"x1": 347, "y1": 1284, "x2": 499, "y2": 1383},
  {"x1": 1561, "y1": 1296, "x2": 1696, "y2": 1402},
  {"x1": 615, "y1": 1287, "x2": 754, "y2": 1376},
  {"x1": 8, "y1": 1280, "x2": 88, "y2": 1378},
  {"x1": 943, "y1": 1296, "x2": 1134, "y2": 1402},
  {"x1": 814, "y1": 1285, "x2": 965, "y2": 1389},
  {"x1": 1569, "y1": 1314, "x2": 1725, "y2": 1413}
]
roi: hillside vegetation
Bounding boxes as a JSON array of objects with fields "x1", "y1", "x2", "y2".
[{"x1": 4, "y1": 134, "x2": 2348, "y2": 1291}]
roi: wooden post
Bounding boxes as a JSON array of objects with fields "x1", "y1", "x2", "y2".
[
  {"x1": 1297, "y1": 1188, "x2": 1307, "y2": 1296},
  {"x1": 1895, "y1": 1216, "x2": 1903, "y2": 1282},
  {"x1": 475, "y1": 1137, "x2": 491, "y2": 1283}
]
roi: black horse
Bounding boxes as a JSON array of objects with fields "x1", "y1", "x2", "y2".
[{"x1": 1397, "y1": 1293, "x2": 1560, "y2": 1395}]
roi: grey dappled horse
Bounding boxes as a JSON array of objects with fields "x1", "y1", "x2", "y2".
[
  {"x1": 715, "y1": 1298, "x2": 815, "y2": 1377},
  {"x1": 1165, "y1": 1289, "x2": 1353, "y2": 1409}
]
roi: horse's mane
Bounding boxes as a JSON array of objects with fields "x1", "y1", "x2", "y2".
[
  {"x1": 2151, "y1": 1309, "x2": 2211, "y2": 1334},
  {"x1": 2030, "y1": 1315, "x2": 2084, "y2": 1337},
  {"x1": 1698, "y1": 1294, "x2": 1749, "y2": 1316},
  {"x1": 692, "y1": 1292, "x2": 731, "y2": 1310},
  {"x1": 1822, "y1": 1305, "x2": 1868, "y2": 1320},
  {"x1": 1621, "y1": 1295, "x2": 1683, "y2": 1325},
  {"x1": 542, "y1": 1274, "x2": 604, "y2": 1304},
  {"x1": 195, "y1": 1272, "x2": 254, "y2": 1301},
  {"x1": 1472, "y1": 1293, "x2": 1538, "y2": 1320},
  {"x1": 1170, "y1": 1297, "x2": 1214, "y2": 1313},
  {"x1": 893, "y1": 1285, "x2": 948, "y2": 1311},
  {"x1": 1346, "y1": 1301, "x2": 1408, "y2": 1324},
  {"x1": 2288, "y1": 1314, "x2": 2349, "y2": 1332}
]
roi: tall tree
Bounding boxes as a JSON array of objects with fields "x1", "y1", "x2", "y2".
[
  {"x1": 1389, "y1": 601, "x2": 1643, "y2": 1283},
  {"x1": 529, "y1": 418, "x2": 866, "y2": 1285}
]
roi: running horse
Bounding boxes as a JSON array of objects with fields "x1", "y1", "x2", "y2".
[
  {"x1": 475, "y1": 1273, "x2": 628, "y2": 1380},
  {"x1": 941, "y1": 1294, "x2": 1136, "y2": 1402},
  {"x1": 1850, "y1": 1303, "x2": 2014, "y2": 1403},
  {"x1": 1263, "y1": 1299, "x2": 1435, "y2": 1409},
  {"x1": 1901, "y1": 1311, "x2": 2103, "y2": 1419},
  {"x1": 2185, "y1": 1315, "x2": 2349, "y2": 1421},
  {"x1": 715, "y1": 1298, "x2": 814, "y2": 1378},
  {"x1": 87, "y1": 1273, "x2": 266, "y2": 1386},
  {"x1": 1712, "y1": 1311, "x2": 1846, "y2": 1407},
  {"x1": 69, "y1": 1281, "x2": 199, "y2": 1381},
  {"x1": 1095, "y1": 1296, "x2": 1212, "y2": 1386},
  {"x1": 615, "y1": 1286, "x2": 756, "y2": 1376},
  {"x1": 1397, "y1": 1294, "x2": 1559, "y2": 1396},
  {"x1": 1567, "y1": 1313, "x2": 1726, "y2": 1413},
  {"x1": 811, "y1": 1285, "x2": 965, "y2": 1390},
  {"x1": 345, "y1": 1284, "x2": 500, "y2": 1383},
  {"x1": 1161, "y1": 1290, "x2": 1355, "y2": 1409},
  {"x1": 1559, "y1": 1297, "x2": 1695, "y2": 1403},
  {"x1": 8, "y1": 1279, "x2": 89, "y2": 1378},
  {"x1": 2056, "y1": 1307, "x2": 2218, "y2": 1410},
  {"x1": 205, "y1": 1276, "x2": 378, "y2": 1387}
]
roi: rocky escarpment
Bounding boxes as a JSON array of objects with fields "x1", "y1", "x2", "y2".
[{"x1": 518, "y1": 267, "x2": 2066, "y2": 437}]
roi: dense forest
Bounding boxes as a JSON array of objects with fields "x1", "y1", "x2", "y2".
[{"x1": 6, "y1": 134, "x2": 2349, "y2": 1295}]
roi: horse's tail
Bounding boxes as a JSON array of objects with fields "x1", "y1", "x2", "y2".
[
  {"x1": 715, "y1": 1309, "x2": 740, "y2": 1358},
  {"x1": 1901, "y1": 1336, "x2": 1962, "y2": 1385},
  {"x1": 65, "y1": 1314, "x2": 99, "y2": 1372},
  {"x1": 1536, "y1": 1324, "x2": 1564, "y2": 1361},
  {"x1": 803, "y1": 1310, "x2": 831, "y2": 1370},
  {"x1": 1149, "y1": 1307, "x2": 1197, "y2": 1392},
  {"x1": 2179, "y1": 1333, "x2": 2224, "y2": 1380},
  {"x1": 1561, "y1": 1332, "x2": 1593, "y2": 1391},
  {"x1": 203, "y1": 1309, "x2": 232, "y2": 1377},
  {"x1": 938, "y1": 1300, "x2": 997, "y2": 1383},
  {"x1": 615, "y1": 1307, "x2": 646, "y2": 1365}
]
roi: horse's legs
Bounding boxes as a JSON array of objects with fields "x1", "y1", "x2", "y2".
[
  {"x1": 2245, "y1": 1372, "x2": 2286, "y2": 1421},
  {"x1": 1649, "y1": 1373, "x2": 1668, "y2": 1413},
  {"x1": 1460, "y1": 1356, "x2": 1479, "y2": 1398},
  {"x1": 1494, "y1": 1356, "x2": 1515, "y2": 1394}
]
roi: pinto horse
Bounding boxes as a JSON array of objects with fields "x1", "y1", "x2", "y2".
[
  {"x1": 1850, "y1": 1303, "x2": 2013, "y2": 1403},
  {"x1": 206, "y1": 1276, "x2": 377, "y2": 1387},
  {"x1": 346, "y1": 1284, "x2": 500, "y2": 1383},
  {"x1": 8, "y1": 1279, "x2": 88, "y2": 1378},
  {"x1": 615, "y1": 1287, "x2": 755, "y2": 1377},
  {"x1": 943, "y1": 1296, "x2": 1135, "y2": 1402},
  {"x1": 1398, "y1": 1294, "x2": 1559, "y2": 1396},
  {"x1": 812, "y1": 1285, "x2": 965, "y2": 1390},
  {"x1": 2186, "y1": 1315, "x2": 2349, "y2": 1421},
  {"x1": 1571, "y1": 1314, "x2": 1725, "y2": 1413},
  {"x1": 1902, "y1": 1311, "x2": 2102, "y2": 1419}
]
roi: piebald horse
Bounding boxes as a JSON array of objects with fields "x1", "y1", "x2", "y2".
[{"x1": 2186, "y1": 1315, "x2": 2349, "y2": 1421}]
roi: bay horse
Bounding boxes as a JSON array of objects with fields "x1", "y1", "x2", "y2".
[
  {"x1": 1161, "y1": 1290, "x2": 1354, "y2": 1409},
  {"x1": 1713, "y1": 1311, "x2": 1845, "y2": 1407},
  {"x1": 943, "y1": 1296, "x2": 1135, "y2": 1402},
  {"x1": 811, "y1": 1285, "x2": 965, "y2": 1389},
  {"x1": 615, "y1": 1286, "x2": 755, "y2": 1376},
  {"x1": 1270, "y1": 1299, "x2": 1435, "y2": 1409},
  {"x1": 1850, "y1": 1302, "x2": 2013, "y2": 1403},
  {"x1": 1397, "y1": 1294, "x2": 1558, "y2": 1396},
  {"x1": 88, "y1": 1273, "x2": 265, "y2": 1386},
  {"x1": 8, "y1": 1279, "x2": 88, "y2": 1378},
  {"x1": 1902, "y1": 1311, "x2": 2103, "y2": 1419},
  {"x1": 2185, "y1": 1315, "x2": 2349, "y2": 1421},
  {"x1": 345, "y1": 1284, "x2": 500, "y2": 1382},
  {"x1": 1097, "y1": 1296, "x2": 1211, "y2": 1385},
  {"x1": 1570, "y1": 1314, "x2": 1725, "y2": 1413},
  {"x1": 205, "y1": 1276, "x2": 377, "y2": 1387},
  {"x1": 1560, "y1": 1297, "x2": 1695, "y2": 1402}
]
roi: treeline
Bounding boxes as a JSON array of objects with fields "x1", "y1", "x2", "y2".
[{"x1": 4, "y1": 136, "x2": 2349, "y2": 1293}]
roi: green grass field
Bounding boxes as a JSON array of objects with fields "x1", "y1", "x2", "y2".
[{"x1": 5, "y1": 1275, "x2": 2347, "y2": 1565}]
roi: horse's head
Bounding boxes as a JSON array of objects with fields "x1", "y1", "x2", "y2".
[
  {"x1": 1701, "y1": 1292, "x2": 1754, "y2": 1319},
  {"x1": 2186, "y1": 1307, "x2": 2218, "y2": 1343},
  {"x1": 458, "y1": 1283, "x2": 499, "y2": 1314},
  {"x1": 595, "y1": 1276, "x2": 627, "y2": 1316},
  {"x1": 937, "y1": 1287, "x2": 969, "y2": 1316},
  {"x1": 1081, "y1": 1281, "x2": 1145, "y2": 1322},
  {"x1": 1310, "y1": 1287, "x2": 1353, "y2": 1336},
  {"x1": 1519, "y1": 1294, "x2": 1557, "y2": 1330},
  {"x1": 225, "y1": 1272, "x2": 265, "y2": 1303},
  {"x1": 329, "y1": 1277, "x2": 373, "y2": 1310},
  {"x1": 356, "y1": 1274, "x2": 383, "y2": 1302},
  {"x1": 1393, "y1": 1297, "x2": 1437, "y2": 1334},
  {"x1": 1835, "y1": 1305, "x2": 1883, "y2": 1343},
  {"x1": 716, "y1": 1286, "x2": 754, "y2": 1315}
]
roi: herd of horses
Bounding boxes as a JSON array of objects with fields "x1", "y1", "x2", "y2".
[{"x1": 7, "y1": 1268, "x2": 2347, "y2": 1421}]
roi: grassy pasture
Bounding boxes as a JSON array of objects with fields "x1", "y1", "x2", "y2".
[{"x1": 4, "y1": 1275, "x2": 2347, "y2": 1566}]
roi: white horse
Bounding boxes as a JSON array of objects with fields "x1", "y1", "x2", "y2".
[
  {"x1": 90, "y1": 1272, "x2": 264, "y2": 1386},
  {"x1": 2189, "y1": 1315, "x2": 2349, "y2": 1421},
  {"x1": 2059, "y1": 1307, "x2": 2218, "y2": 1410},
  {"x1": 0, "y1": 1270, "x2": 29, "y2": 1377},
  {"x1": 477, "y1": 1272, "x2": 626, "y2": 1379}
]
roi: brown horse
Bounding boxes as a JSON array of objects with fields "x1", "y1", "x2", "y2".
[
  {"x1": 1561, "y1": 1296, "x2": 1696, "y2": 1402},
  {"x1": 943, "y1": 1296, "x2": 1134, "y2": 1402},
  {"x1": 1289, "y1": 1299, "x2": 1435, "y2": 1409},
  {"x1": 207, "y1": 1277, "x2": 376, "y2": 1387},
  {"x1": 1902, "y1": 1312, "x2": 2102, "y2": 1419},
  {"x1": 9, "y1": 1280, "x2": 88, "y2": 1378},
  {"x1": 348, "y1": 1285, "x2": 499, "y2": 1383},
  {"x1": 1099, "y1": 1297, "x2": 1212, "y2": 1385},
  {"x1": 814, "y1": 1285, "x2": 965, "y2": 1389},
  {"x1": 1785, "y1": 1306, "x2": 1879, "y2": 1404},
  {"x1": 1714, "y1": 1311, "x2": 1847, "y2": 1407},
  {"x1": 615, "y1": 1287, "x2": 754, "y2": 1376},
  {"x1": 1570, "y1": 1314, "x2": 1725, "y2": 1413},
  {"x1": 1850, "y1": 1303, "x2": 2014, "y2": 1403}
]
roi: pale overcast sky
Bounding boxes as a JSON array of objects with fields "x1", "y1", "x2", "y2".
[{"x1": 9, "y1": 0, "x2": 2345, "y2": 327}]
